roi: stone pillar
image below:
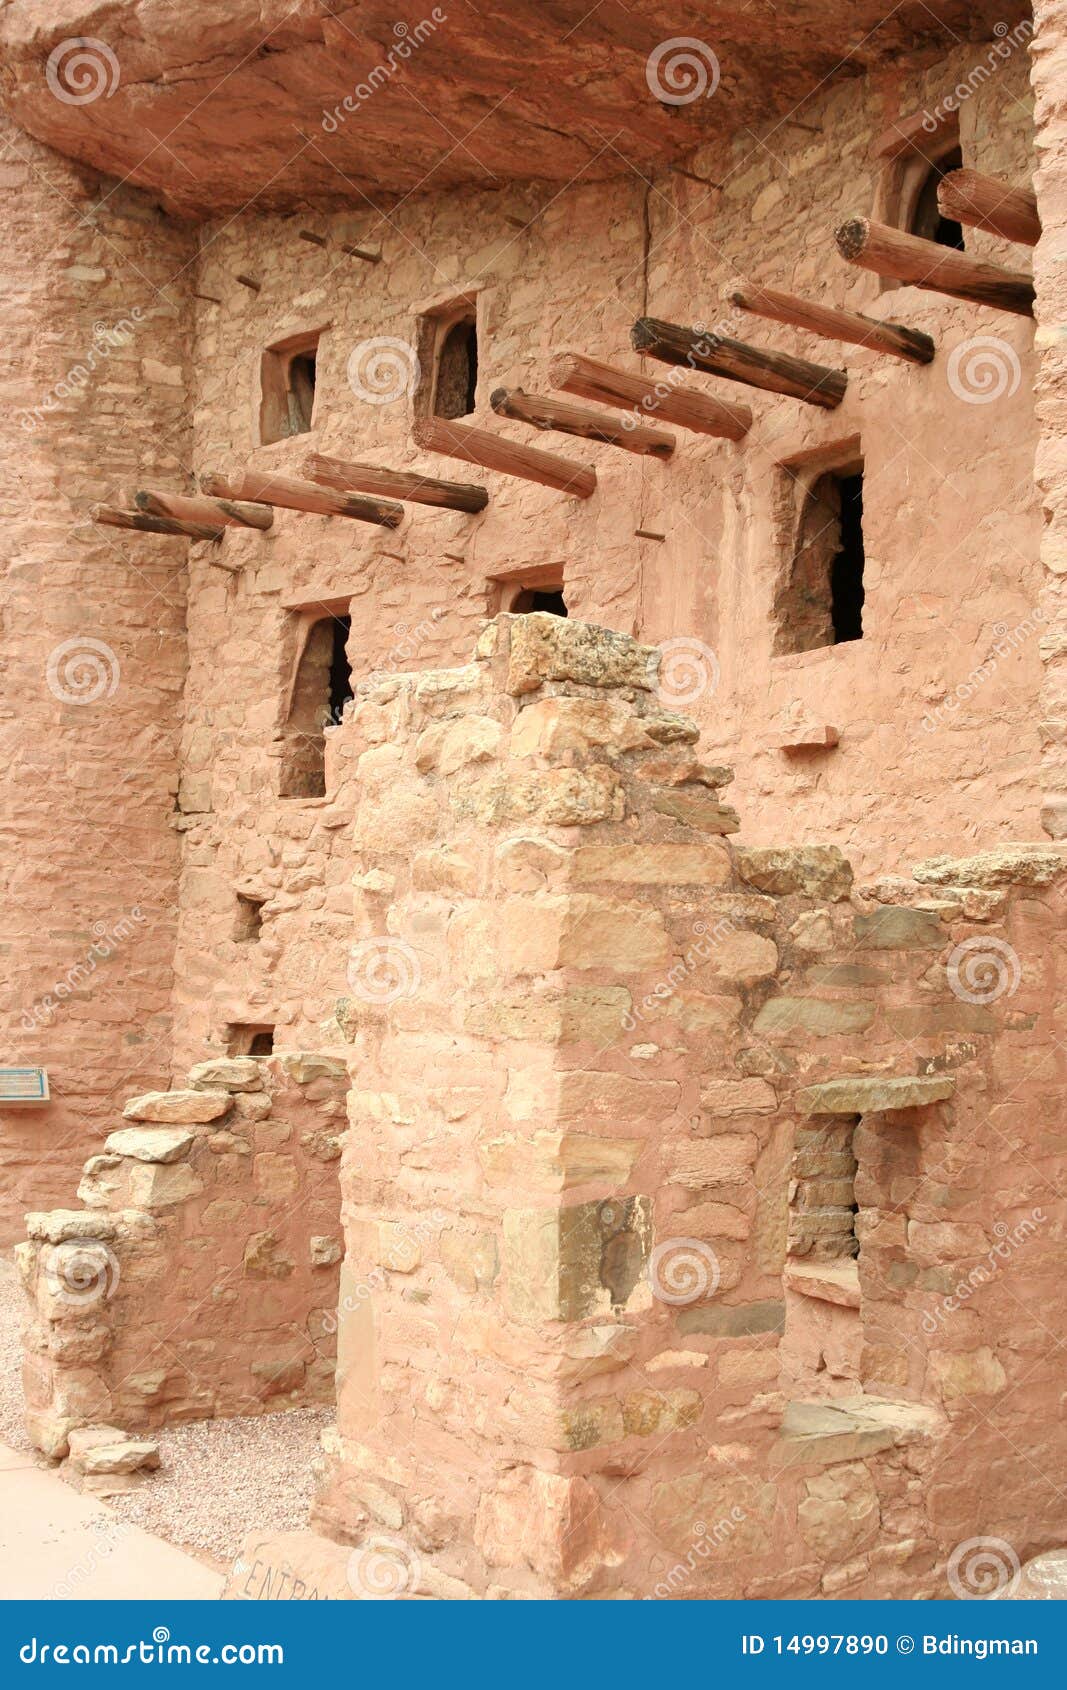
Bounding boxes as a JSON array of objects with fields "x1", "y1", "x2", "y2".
[
  {"x1": 316, "y1": 614, "x2": 800, "y2": 1597},
  {"x1": 0, "y1": 119, "x2": 193, "y2": 1236}
]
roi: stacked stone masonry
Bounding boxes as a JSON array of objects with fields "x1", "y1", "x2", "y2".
[
  {"x1": 20, "y1": 1054, "x2": 344, "y2": 1457},
  {"x1": 281, "y1": 614, "x2": 1065, "y2": 1600},
  {"x1": 2, "y1": 5, "x2": 1066, "y2": 1605}
]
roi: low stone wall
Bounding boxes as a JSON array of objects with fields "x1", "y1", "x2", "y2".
[{"x1": 19, "y1": 1053, "x2": 345, "y2": 1456}]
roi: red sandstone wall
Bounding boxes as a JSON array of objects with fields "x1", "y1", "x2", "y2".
[
  {"x1": 164, "y1": 40, "x2": 1043, "y2": 1075},
  {"x1": 0, "y1": 122, "x2": 192, "y2": 1240},
  {"x1": 309, "y1": 614, "x2": 1067, "y2": 1599}
]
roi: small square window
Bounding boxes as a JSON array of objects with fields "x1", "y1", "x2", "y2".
[
  {"x1": 774, "y1": 455, "x2": 865, "y2": 655},
  {"x1": 227, "y1": 1023, "x2": 275, "y2": 1056},
  {"x1": 260, "y1": 330, "x2": 321, "y2": 444},
  {"x1": 414, "y1": 296, "x2": 479, "y2": 419},
  {"x1": 279, "y1": 608, "x2": 353, "y2": 799}
]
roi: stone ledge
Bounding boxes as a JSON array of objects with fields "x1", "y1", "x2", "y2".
[
  {"x1": 795, "y1": 1075, "x2": 955, "y2": 1116},
  {"x1": 773, "y1": 1397, "x2": 944, "y2": 1470},
  {"x1": 912, "y1": 844, "x2": 1067, "y2": 889},
  {"x1": 783, "y1": 1259, "x2": 860, "y2": 1309}
]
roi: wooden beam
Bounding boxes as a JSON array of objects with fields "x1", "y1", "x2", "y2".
[
  {"x1": 235, "y1": 273, "x2": 261, "y2": 292},
  {"x1": 937, "y1": 169, "x2": 1040, "y2": 247},
  {"x1": 870, "y1": 108, "x2": 956, "y2": 161},
  {"x1": 199, "y1": 470, "x2": 403, "y2": 527},
  {"x1": 490, "y1": 386, "x2": 675, "y2": 459},
  {"x1": 340, "y1": 241, "x2": 382, "y2": 264},
  {"x1": 298, "y1": 229, "x2": 382, "y2": 263},
  {"x1": 412, "y1": 417, "x2": 596, "y2": 499},
  {"x1": 729, "y1": 283, "x2": 935, "y2": 365},
  {"x1": 132, "y1": 489, "x2": 274, "y2": 531},
  {"x1": 303, "y1": 452, "x2": 489, "y2": 513},
  {"x1": 834, "y1": 217, "x2": 1034, "y2": 317},
  {"x1": 548, "y1": 351, "x2": 750, "y2": 440},
  {"x1": 92, "y1": 504, "x2": 223, "y2": 541},
  {"x1": 631, "y1": 317, "x2": 847, "y2": 408}
]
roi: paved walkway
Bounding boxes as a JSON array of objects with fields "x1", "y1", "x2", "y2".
[{"x1": 0, "y1": 1443, "x2": 224, "y2": 1599}]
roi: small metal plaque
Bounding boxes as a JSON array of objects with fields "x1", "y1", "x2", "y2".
[{"x1": 0, "y1": 1068, "x2": 49, "y2": 1104}]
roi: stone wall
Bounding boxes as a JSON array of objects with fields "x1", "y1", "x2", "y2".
[
  {"x1": 283, "y1": 613, "x2": 1067, "y2": 1600},
  {"x1": 0, "y1": 119, "x2": 193, "y2": 1239},
  {"x1": 162, "y1": 36, "x2": 1044, "y2": 1094},
  {"x1": 18, "y1": 1053, "x2": 344, "y2": 1456}
]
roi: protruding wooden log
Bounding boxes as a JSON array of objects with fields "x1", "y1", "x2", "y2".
[
  {"x1": 340, "y1": 242, "x2": 382, "y2": 264},
  {"x1": 235, "y1": 273, "x2": 261, "y2": 292},
  {"x1": 729, "y1": 283, "x2": 935, "y2": 365},
  {"x1": 490, "y1": 387, "x2": 675, "y2": 459},
  {"x1": 298, "y1": 229, "x2": 382, "y2": 263},
  {"x1": 870, "y1": 108, "x2": 955, "y2": 160},
  {"x1": 303, "y1": 452, "x2": 489, "y2": 513},
  {"x1": 132, "y1": 489, "x2": 274, "y2": 531},
  {"x1": 412, "y1": 417, "x2": 596, "y2": 499},
  {"x1": 834, "y1": 217, "x2": 1035, "y2": 317},
  {"x1": 199, "y1": 470, "x2": 403, "y2": 527},
  {"x1": 92, "y1": 504, "x2": 223, "y2": 541},
  {"x1": 937, "y1": 169, "x2": 1040, "y2": 247},
  {"x1": 631, "y1": 317, "x2": 847, "y2": 408},
  {"x1": 548, "y1": 351, "x2": 750, "y2": 440}
]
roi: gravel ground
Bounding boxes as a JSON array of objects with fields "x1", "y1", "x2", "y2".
[
  {"x1": 1, "y1": 1250, "x2": 328, "y2": 1572},
  {"x1": 106, "y1": 1408, "x2": 330, "y2": 1572},
  {"x1": 0, "y1": 1253, "x2": 34, "y2": 1454}
]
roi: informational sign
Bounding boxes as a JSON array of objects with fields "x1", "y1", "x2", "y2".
[{"x1": 0, "y1": 1067, "x2": 49, "y2": 1103}]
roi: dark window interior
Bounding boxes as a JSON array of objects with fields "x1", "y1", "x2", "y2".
[
  {"x1": 775, "y1": 461, "x2": 865, "y2": 655},
  {"x1": 434, "y1": 318, "x2": 478, "y2": 418},
  {"x1": 510, "y1": 587, "x2": 568, "y2": 617},
  {"x1": 227, "y1": 1023, "x2": 275, "y2": 1056},
  {"x1": 830, "y1": 473, "x2": 865, "y2": 645},
  {"x1": 328, "y1": 614, "x2": 354, "y2": 722},
  {"x1": 909, "y1": 146, "x2": 965, "y2": 250}
]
